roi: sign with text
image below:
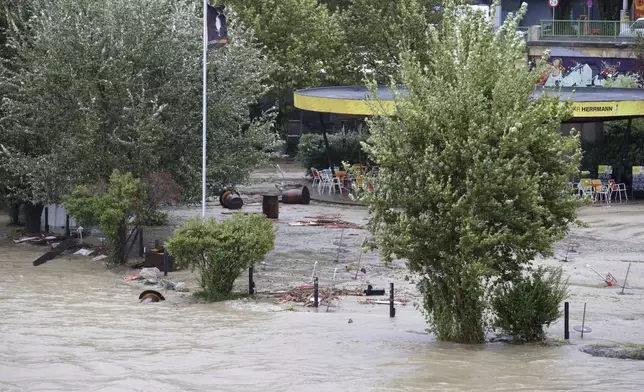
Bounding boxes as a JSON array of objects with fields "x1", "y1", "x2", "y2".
[
  {"x1": 571, "y1": 101, "x2": 644, "y2": 119},
  {"x1": 633, "y1": 166, "x2": 644, "y2": 191},
  {"x1": 549, "y1": 0, "x2": 559, "y2": 8}
]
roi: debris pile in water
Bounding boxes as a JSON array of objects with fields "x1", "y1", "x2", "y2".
[
  {"x1": 288, "y1": 215, "x2": 363, "y2": 229},
  {"x1": 269, "y1": 286, "x2": 362, "y2": 307}
]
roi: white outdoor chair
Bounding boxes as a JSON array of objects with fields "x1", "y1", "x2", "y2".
[
  {"x1": 318, "y1": 169, "x2": 334, "y2": 194},
  {"x1": 609, "y1": 180, "x2": 628, "y2": 202},
  {"x1": 594, "y1": 184, "x2": 612, "y2": 204},
  {"x1": 311, "y1": 168, "x2": 321, "y2": 190},
  {"x1": 578, "y1": 182, "x2": 593, "y2": 199}
]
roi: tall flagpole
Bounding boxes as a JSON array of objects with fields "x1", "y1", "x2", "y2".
[{"x1": 201, "y1": 0, "x2": 208, "y2": 218}]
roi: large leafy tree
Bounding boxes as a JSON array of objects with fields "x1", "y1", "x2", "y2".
[
  {"x1": 224, "y1": 0, "x2": 348, "y2": 92},
  {"x1": 340, "y1": 0, "x2": 441, "y2": 83},
  {"x1": 361, "y1": 1, "x2": 580, "y2": 343},
  {"x1": 0, "y1": 0, "x2": 277, "y2": 232}
]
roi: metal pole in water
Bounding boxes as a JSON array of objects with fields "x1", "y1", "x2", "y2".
[
  {"x1": 621, "y1": 262, "x2": 632, "y2": 295},
  {"x1": 310, "y1": 261, "x2": 318, "y2": 283},
  {"x1": 390, "y1": 282, "x2": 396, "y2": 318},
  {"x1": 581, "y1": 303, "x2": 587, "y2": 339},
  {"x1": 564, "y1": 302, "x2": 570, "y2": 340},
  {"x1": 354, "y1": 249, "x2": 363, "y2": 280},
  {"x1": 327, "y1": 268, "x2": 337, "y2": 312},
  {"x1": 313, "y1": 277, "x2": 319, "y2": 308},
  {"x1": 334, "y1": 229, "x2": 345, "y2": 263},
  {"x1": 249, "y1": 267, "x2": 255, "y2": 295},
  {"x1": 163, "y1": 249, "x2": 169, "y2": 277}
]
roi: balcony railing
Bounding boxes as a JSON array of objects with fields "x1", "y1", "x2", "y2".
[{"x1": 540, "y1": 20, "x2": 638, "y2": 39}]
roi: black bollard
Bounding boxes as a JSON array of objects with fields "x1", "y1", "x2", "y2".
[
  {"x1": 138, "y1": 228, "x2": 144, "y2": 257},
  {"x1": 564, "y1": 302, "x2": 570, "y2": 340},
  {"x1": 163, "y1": 249, "x2": 169, "y2": 277},
  {"x1": 313, "y1": 277, "x2": 319, "y2": 308},
  {"x1": 389, "y1": 282, "x2": 396, "y2": 318},
  {"x1": 249, "y1": 267, "x2": 255, "y2": 295}
]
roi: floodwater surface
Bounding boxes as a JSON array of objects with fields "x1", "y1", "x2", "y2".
[{"x1": 1, "y1": 225, "x2": 643, "y2": 391}]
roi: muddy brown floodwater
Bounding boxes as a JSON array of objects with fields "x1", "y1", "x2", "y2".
[{"x1": 2, "y1": 202, "x2": 644, "y2": 391}]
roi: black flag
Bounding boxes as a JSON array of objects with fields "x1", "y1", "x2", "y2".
[{"x1": 207, "y1": 4, "x2": 229, "y2": 49}]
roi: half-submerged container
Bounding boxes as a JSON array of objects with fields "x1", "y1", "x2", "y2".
[{"x1": 281, "y1": 186, "x2": 310, "y2": 205}]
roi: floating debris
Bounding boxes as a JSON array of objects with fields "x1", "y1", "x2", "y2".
[
  {"x1": 289, "y1": 217, "x2": 362, "y2": 229},
  {"x1": 74, "y1": 248, "x2": 95, "y2": 256},
  {"x1": 359, "y1": 299, "x2": 408, "y2": 306},
  {"x1": 270, "y1": 286, "x2": 362, "y2": 307}
]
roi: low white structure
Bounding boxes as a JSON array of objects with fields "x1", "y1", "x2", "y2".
[{"x1": 40, "y1": 204, "x2": 77, "y2": 233}]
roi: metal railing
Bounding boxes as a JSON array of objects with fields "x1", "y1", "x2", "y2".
[{"x1": 540, "y1": 20, "x2": 634, "y2": 39}]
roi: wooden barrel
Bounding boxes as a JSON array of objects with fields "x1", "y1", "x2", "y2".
[
  {"x1": 262, "y1": 195, "x2": 279, "y2": 219},
  {"x1": 219, "y1": 190, "x2": 244, "y2": 210},
  {"x1": 281, "y1": 186, "x2": 310, "y2": 204}
]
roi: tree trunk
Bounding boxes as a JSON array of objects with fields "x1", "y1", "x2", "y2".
[
  {"x1": 8, "y1": 203, "x2": 21, "y2": 225},
  {"x1": 111, "y1": 222, "x2": 128, "y2": 264},
  {"x1": 24, "y1": 202, "x2": 43, "y2": 233}
]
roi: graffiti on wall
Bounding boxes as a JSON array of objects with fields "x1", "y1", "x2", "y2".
[
  {"x1": 529, "y1": 56, "x2": 640, "y2": 87},
  {"x1": 636, "y1": 0, "x2": 644, "y2": 20}
]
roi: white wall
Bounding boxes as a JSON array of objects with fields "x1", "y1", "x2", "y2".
[{"x1": 41, "y1": 204, "x2": 77, "y2": 233}]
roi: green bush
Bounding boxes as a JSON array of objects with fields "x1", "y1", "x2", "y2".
[
  {"x1": 64, "y1": 170, "x2": 146, "y2": 265},
  {"x1": 492, "y1": 266, "x2": 569, "y2": 343},
  {"x1": 297, "y1": 132, "x2": 368, "y2": 172},
  {"x1": 165, "y1": 213, "x2": 275, "y2": 300}
]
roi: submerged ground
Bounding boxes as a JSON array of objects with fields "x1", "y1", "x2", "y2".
[{"x1": 1, "y1": 164, "x2": 643, "y2": 391}]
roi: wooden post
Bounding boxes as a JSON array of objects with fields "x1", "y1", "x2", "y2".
[
  {"x1": 138, "y1": 228, "x2": 144, "y2": 257},
  {"x1": 389, "y1": 282, "x2": 396, "y2": 318},
  {"x1": 564, "y1": 302, "x2": 570, "y2": 340},
  {"x1": 249, "y1": 267, "x2": 255, "y2": 295},
  {"x1": 163, "y1": 249, "x2": 169, "y2": 277},
  {"x1": 313, "y1": 277, "x2": 319, "y2": 308}
]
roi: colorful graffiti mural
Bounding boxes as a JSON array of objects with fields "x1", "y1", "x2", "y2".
[
  {"x1": 530, "y1": 56, "x2": 640, "y2": 88},
  {"x1": 636, "y1": 0, "x2": 644, "y2": 21}
]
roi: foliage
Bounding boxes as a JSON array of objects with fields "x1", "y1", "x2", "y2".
[
  {"x1": 581, "y1": 119, "x2": 644, "y2": 182},
  {"x1": 297, "y1": 132, "x2": 368, "y2": 172},
  {"x1": 165, "y1": 213, "x2": 275, "y2": 300},
  {"x1": 0, "y1": 0, "x2": 277, "y2": 210},
  {"x1": 603, "y1": 75, "x2": 640, "y2": 88},
  {"x1": 360, "y1": 1, "x2": 581, "y2": 343},
  {"x1": 63, "y1": 170, "x2": 146, "y2": 265},
  {"x1": 340, "y1": 0, "x2": 441, "y2": 83},
  {"x1": 224, "y1": 0, "x2": 348, "y2": 92},
  {"x1": 492, "y1": 266, "x2": 569, "y2": 343}
]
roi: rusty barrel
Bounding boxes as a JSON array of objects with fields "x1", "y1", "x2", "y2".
[
  {"x1": 281, "y1": 186, "x2": 310, "y2": 204},
  {"x1": 219, "y1": 189, "x2": 244, "y2": 210},
  {"x1": 262, "y1": 195, "x2": 279, "y2": 219},
  {"x1": 139, "y1": 290, "x2": 165, "y2": 303}
]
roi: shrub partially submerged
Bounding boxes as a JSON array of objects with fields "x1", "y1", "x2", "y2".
[
  {"x1": 165, "y1": 213, "x2": 275, "y2": 300},
  {"x1": 492, "y1": 266, "x2": 569, "y2": 343}
]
